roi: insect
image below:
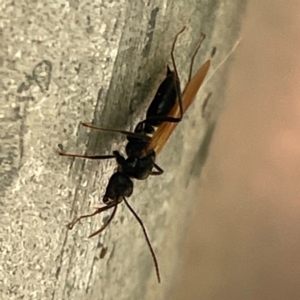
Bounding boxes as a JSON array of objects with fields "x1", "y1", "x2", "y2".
[{"x1": 59, "y1": 27, "x2": 210, "y2": 283}]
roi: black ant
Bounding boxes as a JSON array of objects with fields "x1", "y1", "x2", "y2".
[{"x1": 59, "y1": 27, "x2": 210, "y2": 283}]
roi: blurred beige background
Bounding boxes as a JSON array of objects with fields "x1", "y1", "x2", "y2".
[{"x1": 171, "y1": 0, "x2": 300, "y2": 299}]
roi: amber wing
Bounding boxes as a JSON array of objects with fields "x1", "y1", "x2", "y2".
[{"x1": 145, "y1": 59, "x2": 211, "y2": 155}]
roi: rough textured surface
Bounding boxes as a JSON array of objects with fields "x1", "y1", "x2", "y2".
[{"x1": 0, "y1": 1, "x2": 245, "y2": 299}]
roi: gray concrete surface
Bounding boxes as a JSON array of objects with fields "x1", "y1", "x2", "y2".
[{"x1": 0, "y1": 1, "x2": 245, "y2": 299}]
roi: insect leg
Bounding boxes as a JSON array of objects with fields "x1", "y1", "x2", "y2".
[
  {"x1": 59, "y1": 152, "x2": 116, "y2": 160},
  {"x1": 142, "y1": 115, "x2": 182, "y2": 124},
  {"x1": 188, "y1": 32, "x2": 206, "y2": 83},
  {"x1": 170, "y1": 26, "x2": 186, "y2": 122},
  {"x1": 81, "y1": 122, "x2": 151, "y2": 141},
  {"x1": 138, "y1": 27, "x2": 187, "y2": 126}
]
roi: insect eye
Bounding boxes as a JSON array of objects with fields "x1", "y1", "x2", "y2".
[{"x1": 103, "y1": 196, "x2": 110, "y2": 204}]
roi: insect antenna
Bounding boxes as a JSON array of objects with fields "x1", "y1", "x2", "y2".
[
  {"x1": 67, "y1": 203, "x2": 117, "y2": 230},
  {"x1": 123, "y1": 197, "x2": 161, "y2": 283},
  {"x1": 170, "y1": 26, "x2": 186, "y2": 121},
  {"x1": 88, "y1": 204, "x2": 118, "y2": 238}
]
